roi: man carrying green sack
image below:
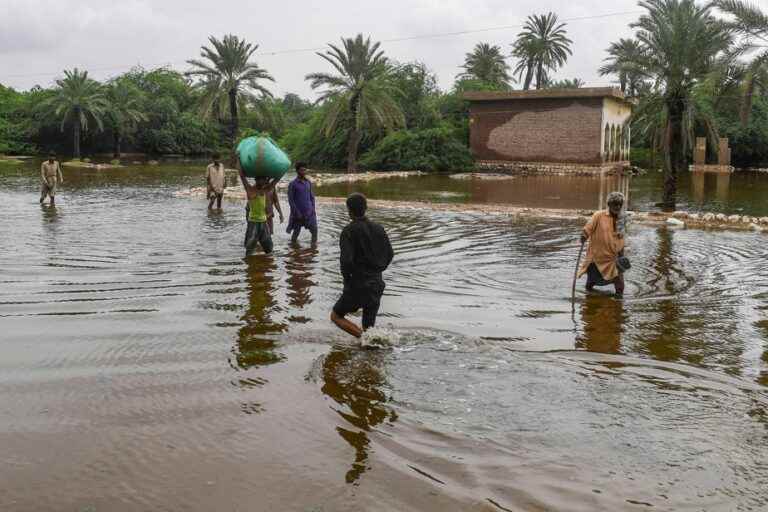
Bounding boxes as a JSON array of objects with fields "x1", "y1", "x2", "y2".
[{"x1": 237, "y1": 154, "x2": 281, "y2": 256}]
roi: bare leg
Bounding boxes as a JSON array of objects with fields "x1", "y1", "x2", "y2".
[
  {"x1": 208, "y1": 195, "x2": 215, "y2": 210},
  {"x1": 331, "y1": 311, "x2": 363, "y2": 338},
  {"x1": 290, "y1": 226, "x2": 300, "y2": 243},
  {"x1": 310, "y1": 224, "x2": 318, "y2": 246},
  {"x1": 216, "y1": 194, "x2": 222, "y2": 209},
  {"x1": 49, "y1": 196, "x2": 55, "y2": 206}
]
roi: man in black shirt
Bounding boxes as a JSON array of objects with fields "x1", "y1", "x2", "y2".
[{"x1": 331, "y1": 193, "x2": 394, "y2": 338}]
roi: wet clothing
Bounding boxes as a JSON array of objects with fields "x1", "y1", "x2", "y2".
[
  {"x1": 286, "y1": 177, "x2": 316, "y2": 234},
  {"x1": 333, "y1": 217, "x2": 394, "y2": 328},
  {"x1": 333, "y1": 277, "x2": 385, "y2": 329},
  {"x1": 586, "y1": 262, "x2": 613, "y2": 287},
  {"x1": 244, "y1": 221, "x2": 273, "y2": 255},
  {"x1": 40, "y1": 160, "x2": 62, "y2": 198},
  {"x1": 578, "y1": 210, "x2": 626, "y2": 282},
  {"x1": 206, "y1": 163, "x2": 226, "y2": 197},
  {"x1": 247, "y1": 195, "x2": 267, "y2": 223}
]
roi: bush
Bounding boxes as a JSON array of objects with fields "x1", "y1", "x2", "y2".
[{"x1": 359, "y1": 125, "x2": 474, "y2": 172}]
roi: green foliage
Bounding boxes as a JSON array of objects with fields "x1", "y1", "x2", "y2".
[
  {"x1": 390, "y1": 62, "x2": 442, "y2": 129},
  {"x1": 458, "y1": 43, "x2": 513, "y2": 90},
  {"x1": 359, "y1": 125, "x2": 474, "y2": 172},
  {"x1": 512, "y1": 12, "x2": 573, "y2": 90},
  {"x1": 0, "y1": 84, "x2": 35, "y2": 154},
  {"x1": 186, "y1": 34, "x2": 274, "y2": 143},
  {"x1": 306, "y1": 33, "x2": 405, "y2": 171}
]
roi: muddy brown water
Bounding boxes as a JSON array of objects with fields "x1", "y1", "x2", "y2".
[{"x1": 1, "y1": 161, "x2": 767, "y2": 511}]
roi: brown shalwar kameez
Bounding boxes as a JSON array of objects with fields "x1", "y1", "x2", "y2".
[{"x1": 578, "y1": 210, "x2": 625, "y2": 282}]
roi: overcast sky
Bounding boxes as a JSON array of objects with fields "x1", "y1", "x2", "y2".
[{"x1": 0, "y1": 0, "x2": 641, "y2": 98}]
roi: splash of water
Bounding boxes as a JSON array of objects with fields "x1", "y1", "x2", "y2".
[{"x1": 360, "y1": 327, "x2": 401, "y2": 349}]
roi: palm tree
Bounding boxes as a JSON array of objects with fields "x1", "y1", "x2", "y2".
[
  {"x1": 599, "y1": 38, "x2": 646, "y2": 97},
  {"x1": 106, "y1": 79, "x2": 147, "y2": 158},
  {"x1": 306, "y1": 34, "x2": 404, "y2": 172},
  {"x1": 41, "y1": 68, "x2": 108, "y2": 159},
  {"x1": 186, "y1": 35, "x2": 274, "y2": 145},
  {"x1": 631, "y1": 0, "x2": 731, "y2": 209},
  {"x1": 458, "y1": 43, "x2": 513, "y2": 89},
  {"x1": 715, "y1": 0, "x2": 768, "y2": 125},
  {"x1": 512, "y1": 13, "x2": 573, "y2": 90},
  {"x1": 546, "y1": 78, "x2": 585, "y2": 89}
]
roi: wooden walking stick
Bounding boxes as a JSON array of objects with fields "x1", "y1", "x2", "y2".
[{"x1": 572, "y1": 238, "x2": 585, "y2": 306}]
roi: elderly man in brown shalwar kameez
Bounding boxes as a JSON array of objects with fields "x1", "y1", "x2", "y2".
[
  {"x1": 206, "y1": 152, "x2": 226, "y2": 210},
  {"x1": 578, "y1": 191, "x2": 627, "y2": 297},
  {"x1": 40, "y1": 152, "x2": 63, "y2": 206}
]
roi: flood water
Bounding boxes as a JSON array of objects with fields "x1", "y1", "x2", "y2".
[
  {"x1": 2, "y1": 161, "x2": 767, "y2": 511},
  {"x1": 318, "y1": 169, "x2": 768, "y2": 217}
]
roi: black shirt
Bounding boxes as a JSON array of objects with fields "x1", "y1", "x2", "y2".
[{"x1": 339, "y1": 217, "x2": 394, "y2": 283}]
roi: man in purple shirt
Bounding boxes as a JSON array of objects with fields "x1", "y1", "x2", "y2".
[{"x1": 286, "y1": 162, "x2": 318, "y2": 244}]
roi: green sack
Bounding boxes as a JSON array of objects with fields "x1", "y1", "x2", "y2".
[{"x1": 236, "y1": 136, "x2": 292, "y2": 179}]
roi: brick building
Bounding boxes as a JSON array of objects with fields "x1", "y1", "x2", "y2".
[{"x1": 464, "y1": 88, "x2": 632, "y2": 171}]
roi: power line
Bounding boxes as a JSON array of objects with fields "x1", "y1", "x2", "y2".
[{"x1": 0, "y1": 10, "x2": 643, "y2": 81}]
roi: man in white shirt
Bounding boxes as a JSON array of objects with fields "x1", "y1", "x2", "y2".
[
  {"x1": 206, "y1": 152, "x2": 226, "y2": 210},
  {"x1": 40, "y1": 151, "x2": 63, "y2": 206}
]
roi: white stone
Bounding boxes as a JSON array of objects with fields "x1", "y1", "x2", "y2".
[
  {"x1": 672, "y1": 211, "x2": 689, "y2": 218},
  {"x1": 728, "y1": 214, "x2": 742, "y2": 223},
  {"x1": 703, "y1": 213, "x2": 716, "y2": 222},
  {"x1": 666, "y1": 217, "x2": 685, "y2": 227},
  {"x1": 750, "y1": 223, "x2": 763, "y2": 232},
  {"x1": 715, "y1": 213, "x2": 727, "y2": 222},
  {"x1": 688, "y1": 213, "x2": 700, "y2": 220},
  {"x1": 760, "y1": 217, "x2": 768, "y2": 225}
]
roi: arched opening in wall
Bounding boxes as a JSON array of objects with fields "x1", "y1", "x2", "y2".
[
  {"x1": 616, "y1": 125, "x2": 624, "y2": 162},
  {"x1": 604, "y1": 125, "x2": 610, "y2": 162},
  {"x1": 611, "y1": 125, "x2": 618, "y2": 162}
]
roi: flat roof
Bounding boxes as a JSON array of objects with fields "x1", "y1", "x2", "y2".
[{"x1": 463, "y1": 87, "x2": 629, "y2": 102}]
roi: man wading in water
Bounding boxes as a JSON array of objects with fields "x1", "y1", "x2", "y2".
[
  {"x1": 265, "y1": 186, "x2": 284, "y2": 235},
  {"x1": 286, "y1": 162, "x2": 318, "y2": 245},
  {"x1": 40, "y1": 152, "x2": 63, "y2": 206},
  {"x1": 206, "y1": 152, "x2": 226, "y2": 210},
  {"x1": 578, "y1": 191, "x2": 627, "y2": 297},
  {"x1": 331, "y1": 193, "x2": 394, "y2": 338},
  {"x1": 239, "y1": 162, "x2": 281, "y2": 256}
]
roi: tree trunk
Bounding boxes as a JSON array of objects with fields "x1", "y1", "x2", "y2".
[
  {"x1": 523, "y1": 62, "x2": 534, "y2": 91},
  {"x1": 535, "y1": 61, "x2": 544, "y2": 90},
  {"x1": 228, "y1": 88, "x2": 239, "y2": 146},
  {"x1": 346, "y1": 95, "x2": 361, "y2": 173},
  {"x1": 346, "y1": 129, "x2": 361, "y2": 173},
  {"x1": 663, "y1": 96, "x2": 685, "y2": 210},
  {"x1": 113, "y1": 130, "x2": 121, "y2": 159},
  {"x1": 73, "y1": 120, "x2": 81, "y2": 160}
]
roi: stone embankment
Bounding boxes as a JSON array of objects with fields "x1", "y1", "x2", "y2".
[
  {"x1": 176, "y1": 170, "x2": 422, "y2": 199},
  {"x1": 176, "y1": 170, "x2": 766, "y2": 234}
]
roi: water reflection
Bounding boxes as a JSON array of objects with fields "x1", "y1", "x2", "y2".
[
  {"x1": 234, "y1": 256, "x2": 287, "y2": 370},
  {"x1": 285, "y1": 244, "x2": 318, "y2": 315},
  {"x1": 320, "y1": 347, "x2": 396, "y2": 484},
  {"x1": 577, "y1": 295, "x2": 625, "y2": 354}
]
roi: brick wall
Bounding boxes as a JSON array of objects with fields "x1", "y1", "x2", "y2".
[{"x1": 469, "y1": 97, "x2": 604, "y2": 164}]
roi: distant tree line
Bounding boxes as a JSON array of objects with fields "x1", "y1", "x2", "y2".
[{"x1": 1, "y1": 1, "x2": 767, "y2": 203}]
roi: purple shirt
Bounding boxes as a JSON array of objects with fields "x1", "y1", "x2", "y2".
[{"x1": 287, "y1": 177, "x2": 315, "y2": 219}]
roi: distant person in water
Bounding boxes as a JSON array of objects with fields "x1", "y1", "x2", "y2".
[
  {"x1": 39, "y1": 151, "x2": 63, "y2": 206},
  {"x1": 578, "y1": 191, "x2": 627, "y2": 297},
  {"x1": 265, "y1": 186, "x2": 284, "y2": 235},
  {"x1": 206, "y1": 152, "x2": 226, "y2": 210},
  {"x1": 286, "y1": 162, "x2": 317, "y2": 244},
  {"x1": 331, "y1": 193, "x2": 394, "y2": 338},
  {"x1": 238, "y1": 158, "x2": 281, "y2": 256}
]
